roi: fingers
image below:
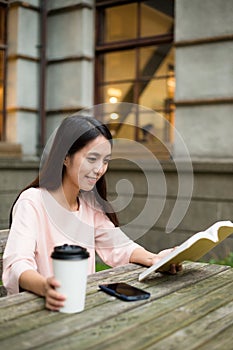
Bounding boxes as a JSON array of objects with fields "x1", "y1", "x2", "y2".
[
  {"x1": 45, "y1": 277, "x2": 66, "y2": 311},
  {"x1": 149, "y1": 248, "x2": 183, "y2": 275},
  {"x1": 169, "y1": 264, "x2": 177, "y2": 274},
  {"x1": 45, "y1": 289, "x2": 66, "y2": 311},
  {"x1": 168, "y1": 263, "x2": 183, "y2": 275},
  {"x1": 156, "y1": 247, "x2": 177, "y2": 260},
  {"x1": 47, "y1": 276, "x2": 60, "y2": 289},
  {"x1": 177, "y1": 264, "x2": 183, "y2": 272}
]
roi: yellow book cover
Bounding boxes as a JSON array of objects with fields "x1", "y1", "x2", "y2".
[{"x1": 139, "y1": 221, "x2": 233, "y2": 281}]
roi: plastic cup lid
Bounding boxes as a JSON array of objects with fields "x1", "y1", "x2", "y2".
[{"x1": 51, "y1": 244, "x2": 90, "y2": 260}]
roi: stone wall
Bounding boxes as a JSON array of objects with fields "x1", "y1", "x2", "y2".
[
  {"x1": 174, "y1": 0, "x2": 233, "y2": 158},
  {"x1": 7, "y1": 3, "x2": 40, "y2": 155},
  {"x1": 46, "y1": 0, "x2": 95, "y2": 139},
  {"x1": 0, "y1": 159, "x2": 38, "y2": 229},
  {"x1": 6, "y1": 0, "x2": 95, "y2": 156},
  {"x1": 1, "y1": 158, "x2": 233, "y2": 260},
  {"x1": 107, "y1": 159, "x2": 233, "y2": 260}
]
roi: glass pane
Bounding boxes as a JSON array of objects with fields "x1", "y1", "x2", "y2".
[
  {"x1": 138, "y1": 107, "x2": 175, "y2": 144},
  {"x1": 102, "y1": 83, "x2": 134, "y2": 104},
  {"x1": 139, "y1": 45, "x2": 175, "y2": 106},
  {"x1": 141, "y1": 1, "x2": 174, "y2": 37},
  {"x1": 139, "y1": 79, "x2": 168, "y2": 111},
  {"x1": 138, "y1": 77, "x2": 175, "y2": 143},
  {"x1": 0, "y1": 50, "x2": 3, "y2": 111},
  {"x1": 0, "y1": 7, "x2": 5, "y2": 45},
  {"x1": 0, "y1": 112, "x2": 2, "y2": 140},
  {"x1": 101, "y1": 104, "x2": 139, "y2": 141},
  {"x1": 104, "y1": 50, "x2": 135, "y2": 82},
  {"x1": 108, "y1": 106, "x2": 165, "y2": 142},
  {"x1": 138, "y1": 109, "x2": 165, "y2": 143},
  {"x1": 0, "y1": 50, "x2": 3, "y2": 81},
  {"x1": 105, "y1": 4, "x2": 137, "y2": 42},
  {"x1": 0, "y1": 80, "x2": 2, "y2": 101},
  {"x1": 139, "y1": 44, "x2": 174, "y2": 79}
]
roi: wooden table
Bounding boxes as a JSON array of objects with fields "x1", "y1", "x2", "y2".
[{"x1": 1, "y1": 261, "x2": 233, "y2": 349}]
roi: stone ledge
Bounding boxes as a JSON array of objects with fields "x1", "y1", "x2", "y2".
[
  {"x1": 0, "y1": 142, "x2": 22, "y2": 159},
  {"x1": 109, "y1": 157, "x2": 233, "y2": 173},
  {"x1": 0, "y1": 157, "x2": 39, "y2": 169}
]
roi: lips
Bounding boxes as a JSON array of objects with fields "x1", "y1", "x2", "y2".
[{"x1": 86, "y1": 176, "x2": 98, "y2": 185}]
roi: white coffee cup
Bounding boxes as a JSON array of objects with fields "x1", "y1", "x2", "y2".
[{"x1": 51, "y1": 244, "x2": 89, "y2": 313}]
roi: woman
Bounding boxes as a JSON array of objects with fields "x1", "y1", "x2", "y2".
[{"x1": 3, "y1": 115, "x2": 181, "y2": 311}]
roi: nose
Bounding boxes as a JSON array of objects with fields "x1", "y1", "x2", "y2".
[{"x1": 93, "y1": 161, "x2": 105, "y2": 175}]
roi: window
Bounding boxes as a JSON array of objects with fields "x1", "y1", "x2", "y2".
[
  {"x1": 95, "y1": 0, "x2": 175, "y2": 145},
  {"x1": 0, "y1": 1, "x2": 8, "y2": 141}
]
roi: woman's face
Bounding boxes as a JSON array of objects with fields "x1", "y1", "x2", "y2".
[{"x1": 63, "y1": 135, "x2": 111, "y2": 192}]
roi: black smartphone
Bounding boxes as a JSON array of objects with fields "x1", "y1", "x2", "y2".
[{"x1": 99, "y1": 282, "x2": 151, "y2": 301}]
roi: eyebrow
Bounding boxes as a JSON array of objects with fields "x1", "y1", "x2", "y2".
[{"x1": 87, "y1": 152, "x2": 111, "y2": 158}]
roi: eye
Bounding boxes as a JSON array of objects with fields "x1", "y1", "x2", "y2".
[
  {"x1": 104, "y1": 158, "x2": 110, "y2": 164},
  {"x1": 87, "y1": 156, "x2": 97, "y2": 163}
]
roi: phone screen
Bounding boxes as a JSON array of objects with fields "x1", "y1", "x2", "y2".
[{"x1": 99, "y1": 282, "x2": 150, "y2": 301}]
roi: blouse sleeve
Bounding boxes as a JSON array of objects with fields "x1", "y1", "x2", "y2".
[
  {"x1": 94, "y1": 205, "x2": 140, "y2": 268},
  {"x1": 3, "y1": 195, "x2": 39, "y2": 294}
]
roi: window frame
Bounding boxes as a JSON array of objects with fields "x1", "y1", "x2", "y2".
[
  {"x1": 95, "y1": 0, "x2": 175, "y2": 143},
  {"x1": 0, "y1": 0, "x2": 8, "y2": 141}
]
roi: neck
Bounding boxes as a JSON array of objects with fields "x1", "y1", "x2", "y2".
[{"x1": 50, "y1": 184, "x2": 79, "y2": 211}]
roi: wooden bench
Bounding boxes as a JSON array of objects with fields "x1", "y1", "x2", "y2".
[{"x1": 0, "y1": 229, "x2": 9, "y2": 297}]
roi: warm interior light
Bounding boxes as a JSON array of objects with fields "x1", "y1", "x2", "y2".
[
  {"x1": 109, "y1": 96, "x2": 118, "y2": 103},
  {"x1": 167, "y1": 65, "x2": 176, "y2": 99},
  {"x1": 110, "y1": 112, "x2": 119, "y2": 120},
  {"x1": 107, "y1": 88, "x2": 122, "y2": 98},
  {"x1": 107, "y1": 87, "x2": 122, "y2": 103},
  {"x1": 167, "y1": 79, "x2": 176, "y2": 88}
]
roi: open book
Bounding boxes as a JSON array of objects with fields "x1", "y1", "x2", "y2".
[{"x1": 139, "y1": 221, "x2": 233, "y2": 281}]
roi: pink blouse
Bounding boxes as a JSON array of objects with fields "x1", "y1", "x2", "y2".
[{"x1": 3, "y1": 188, "x2": 139, "y2": 294}]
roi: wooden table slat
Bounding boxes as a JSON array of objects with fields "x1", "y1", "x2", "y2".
[
  {"x1": 34, "y1": 269, "x2": 233, "y2": 350},
  {"x1": 0, "y1": 291, "x2": 38, "y2": 308},
  {"x1": 0, "y1": 262, "x2": 232, "y2": 350},
  {"x1": 196, "y1": 322, "x2": 233, "y2": 350},
  {"x1": 0, "y1": 263, "x2": 232, "y2": 349},
  {"x1": 0, "y1": 264, "x2": 141, "y2": 310},
  {"x1": 146, "y1": 300, "x2": 233, "y2": 350}
]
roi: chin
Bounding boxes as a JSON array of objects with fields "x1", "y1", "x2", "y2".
[{"x1": 80, "y1": 184, "x2": 95, "y2": 192}]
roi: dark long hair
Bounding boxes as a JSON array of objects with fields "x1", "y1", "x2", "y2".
[{"x1": 9, "y1": 115, "x2": 119, "y2": 227}]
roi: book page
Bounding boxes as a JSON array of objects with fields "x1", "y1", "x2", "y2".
[{"x1": 139, "y1": 221, "x2": 233, "y2": 281}]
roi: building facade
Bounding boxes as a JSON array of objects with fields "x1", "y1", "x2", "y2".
[{"x1": 0, "y1": 0, "x2": 233, "y2": 258}]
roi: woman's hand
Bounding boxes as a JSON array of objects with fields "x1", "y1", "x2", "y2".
[
  {"x1": 151, "y1": 248, "x2": 182, "y2": 274},
  {"x1": 130, "y1": 247, "x2": 182, "y2": 274},
  {"x1": 44, "y1": 276, "x2": 66, "y2": 311},
  {"x1": 19, "y1": 270, "x2": 66, "y2": 310}
]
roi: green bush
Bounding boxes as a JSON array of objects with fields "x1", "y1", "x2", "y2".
[
  {"x1": 208, "y1": 252, "x2": 233, "y2": 267},
  {"x1": 96, "y1": 262, "x2": 110, "y2": 272}
]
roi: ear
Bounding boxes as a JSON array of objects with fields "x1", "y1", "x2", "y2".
[{"x1": 63, "y1": 155, "x2": 69, "y2": 167}]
